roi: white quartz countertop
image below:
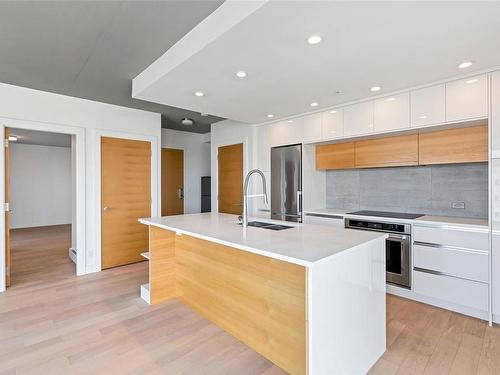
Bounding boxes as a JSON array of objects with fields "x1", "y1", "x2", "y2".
[
  {"x1": 305, "y1": 208, "x2": 488, "y2": 230},
  {"x1": 139, "y1": 213, "x2": 386, "y2": 268}
]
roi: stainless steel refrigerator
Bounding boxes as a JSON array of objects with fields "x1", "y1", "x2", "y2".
[{"x1": 270, "y1": 144, "x2": 302, "y2": 222}]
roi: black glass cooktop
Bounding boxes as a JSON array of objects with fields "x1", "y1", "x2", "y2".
[{"x1": 347, "y1": 210, "x2": 424, "y2": 220}]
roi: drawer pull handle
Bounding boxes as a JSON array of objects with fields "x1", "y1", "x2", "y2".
[{"x1": 414, "y1": 267, "x2": 486, "y2": 284}]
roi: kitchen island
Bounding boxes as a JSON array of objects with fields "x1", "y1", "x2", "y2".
[{"x1": 139, "y1": 213, "x2": 387, "y2": 375}]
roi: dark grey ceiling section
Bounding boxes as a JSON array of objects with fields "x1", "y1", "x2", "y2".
[{"x1": 0, "y1": 1, "x2": 224, "y2": 133}]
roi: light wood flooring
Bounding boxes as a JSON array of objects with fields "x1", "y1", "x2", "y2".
[{"x1": 2, "y1": 225, "x2": 500, "y2": 374}]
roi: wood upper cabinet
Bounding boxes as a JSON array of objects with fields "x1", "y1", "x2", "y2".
[
  {"x1": 411, "y1": 84, "x2": 446, "y2": 127},
  {"x1": 343, "y1": 101, "x2": 374, "y2": 137},
  {"x1": 446, "y1": 74, "x2": 488, "y2": 122},
  {"x1": 419, "y1": 125, "x2": 488, "y2": 165},
  {"x1": 316, "y1": 142, "x2": 355, "y2": 170},
  {"x1": 321, "y1": 109, "x2": 343, "y2": 140},
  {"x1": 355, "y1": 134, "x2": 418, "y2": 168},
  {"x1": 374, "y1": 93, "x2": 410, "y2": 132}
]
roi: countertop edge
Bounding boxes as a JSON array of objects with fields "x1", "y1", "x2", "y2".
[{"x1": 304, "y1": 209, "x2": 489, "y2": 231}]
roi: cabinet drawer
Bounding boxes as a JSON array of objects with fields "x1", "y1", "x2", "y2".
[
  {"x1": 414, "y1": 270, "x2": 488, "y2": 311},
  {"x1": 304, "y1": 213, "x2": 344, "y2": 227},
  {"x1": 414, "y1": 225, "x2": 488, "y2": 251},
  {"x1": 414, "y1": 244, "x2": 488, "y2": 282}
]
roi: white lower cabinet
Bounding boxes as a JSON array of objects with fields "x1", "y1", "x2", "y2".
[
  {"x1": 414, "y1": 270, "x2": 488, "y2": 311},
  {"x1": 413, "y1": 244, "x2": 488, "y2": 283},
  {"x1": 493, "y1": 233, "x2": 500, "y2": 319},
  {"x1": 413, "y1": 224, "x2": 489, "y2": 317},
  {"x1": 303, "y1": 213, "x2": 344, "y2": 227}
]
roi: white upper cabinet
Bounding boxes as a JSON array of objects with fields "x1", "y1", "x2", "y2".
[
  {"x1": 492, "y1": 70, "x2": 500, "y2": 156},
  {"x1": 301, "y1": 113, "x2": 322, "y2": 143},
  {"x1": 410, "y1": 84, "x2": 445, "y2": 127},
  {"x1": 321, "y1": 109, "x2": 343, "y2": 140},
  {"x1": 446, "y1": 74, "x2": 488, "y2": 122},
  {"x1": 374, "y1": 92, "x2": 410, "y2": 132},
  {"x1": 256, "y1": 124, "x2": 271, "y2": 172},
  {"x1": 343, "y1": 101, "x2": 374, "y2": 137}
]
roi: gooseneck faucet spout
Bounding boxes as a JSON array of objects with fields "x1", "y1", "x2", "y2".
[{"x1": 242, "y1": 169, "x2": 268, "y2": 228}]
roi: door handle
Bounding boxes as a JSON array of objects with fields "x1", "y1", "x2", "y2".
[
  {"x1": 178, "y1": 188, "x2": 184, "y2": 200},
  {"x1": 103, "y1": 206, "x2": 113, "y2": 211}
]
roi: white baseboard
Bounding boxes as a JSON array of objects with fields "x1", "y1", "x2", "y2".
[{"x1": 387, "y1": 284, "x2": 489, "y2": 321}]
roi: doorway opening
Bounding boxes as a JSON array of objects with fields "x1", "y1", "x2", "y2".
[{"x1": 5, "y1": 128, "x2": 75, "y2": 288}]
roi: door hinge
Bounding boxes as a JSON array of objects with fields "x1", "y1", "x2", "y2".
[
  {"x1": 3, "y1": 203, "x2": 9, "y2": 212},
  {"x1": 4, "y1": 139, "x2": 8, "y2": 148},
  {"x1": 5, "y1": 266, "x2": 9, "y2": 274}
]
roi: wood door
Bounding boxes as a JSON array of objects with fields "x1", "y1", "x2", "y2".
[
  {"x1": 218, "y1": 143, "x2": 243, "y2": 215},
  {"x1": 316, "y1": 142, "x2": 355, "y2": 170},
  {"x1": 355, "y1": 134, "x2": 419, "y2": 168},
  {"x1": 161, "y1": 148, "x2": 184, "y2": 216},
  {"x1": 419, "y1": 125, "x2": 488, "y2": 165},
  {"x1": 4, "y1": 128, "x2": 10, "y2": 287},
  {"x1": 101, "y1": 137, "x2": 151, "y2": 269}
]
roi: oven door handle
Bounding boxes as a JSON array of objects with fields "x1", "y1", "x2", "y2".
[{"x1": 388, "y1": 234, "x2": 407, "y2": 241}]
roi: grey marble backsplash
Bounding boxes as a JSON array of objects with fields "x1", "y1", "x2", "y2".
[{"x1": 325, "y1": 163, "x2": 488, "y2": 218}]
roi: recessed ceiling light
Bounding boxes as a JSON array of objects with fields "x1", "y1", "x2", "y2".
[
  {"x1": 370, "y1": 86, "x2": 381, "y2": 92},
  {"x1": 236, "y1": 71, "x2": 247, "y2": 78},
  {"x1": 194, "y1": 91, "x2": 204, "y2": 97},
  {"x1": 387, "y1": 97, "x2": 395, "y2": 101},
  {"x1": 8, "y1": 135, "x2": 17, "y2": 142},
  {"x1": 329, "y1": 110, "x2": 337, "y2": 114},
  {"x1": 200, "y1": 113, "x2": 209, "y2": 117},
  {"x1": 466, "y1": 78, "x2": 478, "y2": 84},
  {"x1": 310, "y1": 102, "x2": 319, "y2": 107},
  {"x1": 458, "y1": 61, "x2": 473, "y2": 69},
  {"x1": 267, "y1": 114, "x2": 274, "y2": 118},
  {"x1": 287, "y1": 120, "x2": 294, "y2": 123},
  {"x1": 307, "y1": 35, "x2": 322, "y2": 45},
  {"x1": 420, "y1": 115, "x2": 427, "y2": 119}
]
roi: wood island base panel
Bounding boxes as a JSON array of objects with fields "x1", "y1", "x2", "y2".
[{"x1": 142, "y1": 214, "x2": 387, "y2": 375}]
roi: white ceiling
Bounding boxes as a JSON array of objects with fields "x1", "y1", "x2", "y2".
[
  {"x1": 133, "y1": 1, "x2": 500, "y2": 124},
  {"x1": 9, "y1": 128, "x2": 71, "y2": 148}
]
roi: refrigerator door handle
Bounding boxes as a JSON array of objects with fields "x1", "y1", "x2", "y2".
[{"x1": 297, "y1": 190, "x2": 302, "y2": 215}]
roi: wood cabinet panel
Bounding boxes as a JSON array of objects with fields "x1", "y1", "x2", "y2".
[
  {"x1": 355, "y1": 134, "x2": 418, "y2": 168},
  {"x1": 176, "y1": 234, "x2": 307, "y2": 375},
  {"x1": 316, "y1": 142, "x2": 355, "y2": 170},
  {"x1": 149, "y1": 226, "x2": 176, "y2": 304},
  {"x1": 418, "y1": 125, "x2": 488, "y2": 165}
]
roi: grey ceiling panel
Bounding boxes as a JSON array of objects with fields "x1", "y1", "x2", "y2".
[{"x1": 0, "y1": 1, "x2": 224, "y2": 133}]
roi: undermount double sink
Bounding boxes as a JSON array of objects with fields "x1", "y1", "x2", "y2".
[{"x1": 239, "y1": 221, "x2": 294, "y2": 231}]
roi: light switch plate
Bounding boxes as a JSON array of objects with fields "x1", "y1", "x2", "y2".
[{"x1": 451, "y1": 201, "x2": 466, "y2": 209}]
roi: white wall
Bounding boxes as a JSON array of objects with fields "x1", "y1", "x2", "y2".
[
  {"x1": 0, "y1": 82, "x2": 161, "y2": 286},
  {"x1": 161, "y1": 129, "x2": 211, "y2": 214},
  {"x1": 210, "y1": 119, "x2": 257, "y2": 214},
  {"x1": 10, "y1": 143, "x2": 72, "y2": 229}
]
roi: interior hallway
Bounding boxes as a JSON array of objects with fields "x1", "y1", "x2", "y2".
[
  {"x1": 9, "y1": 225, "x2": 74, "y2": 289},
  {"x1": 2, "y1": 225, "x2": 500, "y2": 374}
]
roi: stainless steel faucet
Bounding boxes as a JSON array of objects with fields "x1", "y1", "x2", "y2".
[{"x1": 242, "y1": 169, "x2": 268, "y2": 228}]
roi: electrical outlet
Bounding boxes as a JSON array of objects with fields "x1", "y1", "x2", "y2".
[{"x1": 451, "y1": 201, "x2": 465, "y2": 209}]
